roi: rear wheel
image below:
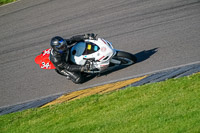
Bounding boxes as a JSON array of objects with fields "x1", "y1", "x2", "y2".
[{"x1": 111, "y1": 51, "x2": 137, "y2": 66}]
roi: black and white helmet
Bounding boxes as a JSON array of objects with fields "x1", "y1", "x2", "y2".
[{"x1": 50, "y1": 36, "x2": 67, "y2": 53}]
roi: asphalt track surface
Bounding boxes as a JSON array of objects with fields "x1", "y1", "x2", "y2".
[{"x1": 0, "y1": 0, "x2": 200, "y2": 107}]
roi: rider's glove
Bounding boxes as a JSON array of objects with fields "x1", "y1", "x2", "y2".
[
  {"x1": 80, "y1": 61, "x2": 91, "y2": 72},
  {"x1": 84, "y1": 33, "x2": 97, "y2": 40}
]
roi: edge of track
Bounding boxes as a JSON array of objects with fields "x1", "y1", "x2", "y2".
[{"x1": 0, "y1": 61, "x2": 199, "y2": 115}]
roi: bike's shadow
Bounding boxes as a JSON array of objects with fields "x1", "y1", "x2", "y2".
[
  {"x1": 134, "y1": 47, "x2": 158, "y2": 63},
  {"x1": 98, "y1": 48, "x2": 158, "y2": 77}
]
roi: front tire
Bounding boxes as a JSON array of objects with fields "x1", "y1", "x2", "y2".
[{"x1": 111, "y1": 51, "x2": 137, "y2": 66}]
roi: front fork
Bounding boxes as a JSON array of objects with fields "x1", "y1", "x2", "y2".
[{"x1": 110, "y1": 49, "x2": 121, "y2": 65}]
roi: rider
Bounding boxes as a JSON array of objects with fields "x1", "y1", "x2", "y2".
[{"x1": 50, "y1": 33, "x2": 96, "y2": 84}]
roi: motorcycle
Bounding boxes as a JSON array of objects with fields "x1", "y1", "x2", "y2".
[{"x1": 35, "y1": 38, "x2": 137, "y2": 74}]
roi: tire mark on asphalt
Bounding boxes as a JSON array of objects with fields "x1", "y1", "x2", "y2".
[
  {"x1": 0, "y1": 0, "x2": 54, "y2": 18},
  {"x1": 1, "y1": 0, "x2": 199, "y2": 48},
  {"x1": 1, "y1": 0, "x2": 199, "y2": 42},
  {"x1": 0, "y1": 0, "x2": 199, "y2": 63}
]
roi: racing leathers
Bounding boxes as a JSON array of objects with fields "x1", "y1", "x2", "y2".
[{"x1": 49, "y1": 35, "x2": 91, "y2": 84}]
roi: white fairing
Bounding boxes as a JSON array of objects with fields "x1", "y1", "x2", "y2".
[
  {"x1": 70, "y1": 42, "x2": 86, "y2": 65},
  {"x1": 70, "y1": 38, "x2": 115, "y2": 72}
]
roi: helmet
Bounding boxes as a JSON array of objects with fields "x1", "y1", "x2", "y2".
[{"x1": 50, "y1": 36, "x2": 67, "y2": 53}]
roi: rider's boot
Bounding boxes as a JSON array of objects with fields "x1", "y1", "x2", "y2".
[
  {"x1": 55, "y1": 69, "x2": 83, "y2": 83},
  {"x1": 60, "y1": 70, "x2": 71, "y2": 80},
  {"x1": 66, "y1": 71, "x2": 83, "y2": 84},
  {"x1": 55, "y1": 69, "x2": 71, "y2": 80}
]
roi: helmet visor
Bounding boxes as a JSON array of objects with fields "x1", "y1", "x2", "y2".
[
  {"x1": 56, "y1": 44, "x2": 66, "y2": 51},
  {"x1": 55, "y1": 39, "x2": 67, "y2": 52}
]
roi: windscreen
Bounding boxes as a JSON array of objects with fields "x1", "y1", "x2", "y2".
[{"x1": 83, "y1": 42, "x2": 100, "y2": 55}]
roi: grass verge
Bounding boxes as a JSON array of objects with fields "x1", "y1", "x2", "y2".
[
  {"x1": 0, "y1": 73, "x2": 200, "y2": 133},
  {"x1": 0, "y1": 0, "x2": 16, "y2": 6}
]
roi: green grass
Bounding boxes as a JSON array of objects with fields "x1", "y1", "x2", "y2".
[
  {"x1": 0, "y1": 73, "x2": 200, "y2": 133},
  {"x1": 0, "y1": 0, "x2": 16, "y2": 6}
]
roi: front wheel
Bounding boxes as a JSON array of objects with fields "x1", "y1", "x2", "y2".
[{"x1": 111, "y1": 51, "x2": 137, "y2": 66}]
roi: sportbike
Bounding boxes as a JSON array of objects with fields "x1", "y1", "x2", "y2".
[{"x1": 35, "y1": 38, "x2": 137, "y2": 75}]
